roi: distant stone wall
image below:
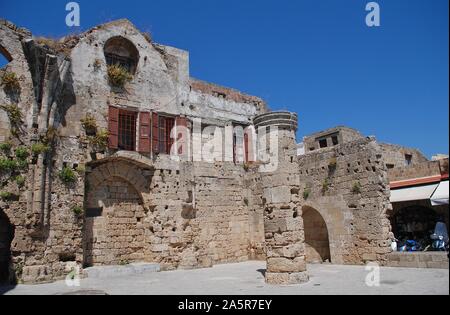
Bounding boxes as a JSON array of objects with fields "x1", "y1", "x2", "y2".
[
  {"x1": 388, "y1": 160, "x2": 443, "y2": 182},
  {"x1": 380, "y1": 143, "x2": 428, "y2": 169}
]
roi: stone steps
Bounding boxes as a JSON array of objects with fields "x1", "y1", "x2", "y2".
[
  {"x1": 84, "y1": 263, "x2": 161, "y2": 279},
  {"x1": 386, "y1": 252, "x2": 449, "y2": 269}
]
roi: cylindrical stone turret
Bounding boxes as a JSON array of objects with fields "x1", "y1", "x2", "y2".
[{"x1": 255, "y1": 111, "x2": 309, "y2": 285}]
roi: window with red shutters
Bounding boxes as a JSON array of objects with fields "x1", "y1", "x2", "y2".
[
  {"x1": 152, "y1": 114, "x2": 175, "y2": 155},
  {"x1": 138, "y1": 112, "x2": 151, "y2": 153},
  {"x1": 159, "y1": 116, "x2": 175, "y2": 155},
  {"x1": 108, "y1": 106, "x2": 119, "y2": 149},
  {"x1": 118, "y1": 110, "x2": 137, "y2": 151},
  {"x1": 152, "y1": 112, "x2": 159, "y2": 154}
]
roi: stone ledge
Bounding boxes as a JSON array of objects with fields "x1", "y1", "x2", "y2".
[
  {"x1": 84, "y1": 263, "x2": 161, "y2": 279},
  {"x1": 386, "y1": 252, "x2": 449, "y2": 269}
]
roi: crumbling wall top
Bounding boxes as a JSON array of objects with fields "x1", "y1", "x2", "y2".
[{"x1": 190, "y1": 78, "x2": 267, "y2": 112}]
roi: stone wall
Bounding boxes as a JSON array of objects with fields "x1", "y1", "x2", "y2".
[
  {"x1": 380, "y1": 143, "x2": 428, "y2": 169},
  {"x1": 388, "y1": 159, "x2": 448, "y2": 182},
  {"x1": 297, "y1": 137, "x2": 393, "y2": 265}
]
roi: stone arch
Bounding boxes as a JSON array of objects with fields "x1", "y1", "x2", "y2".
[
  {"x1": 86, "y1": 158, "x2": 150, "y2": 201},
  {"x1": 84, "y1": 159, "x2": 151, "y2": 267},
  {"x1": 104, "y1": 36, "x2": 140, "y2": 74},
  {"x1": 0, "y1": 210, "x2": 15, "y2": 284},
  {"x1": 301, "y1": 199, "x2": 350, "y2": 265},
  {"x1": 302, "y1": 206, "x2": 331, "y2": 263}
]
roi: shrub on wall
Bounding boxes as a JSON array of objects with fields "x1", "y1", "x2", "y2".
[
  {"x1": 0, "y1": 71, "x2": 21, "y2": 92},
  {"x1": 0, "y1": 158, "x2": 17, "y2": 172},
  {"x1": 15, "y1": 147, "x2": 29, "y2": 160},
  {"x1": 88, "y1": 129, "x2": 109, "y2": 151},
  {"x1": 58, "y1": 167, "x2": 77, "y2": 184},
  {"x1": 303, "y1": 188, "x2": 311, "y2": 200},
  {"x1": 31, "y1": 143, "x2": 50, "y2": 155},
  {"x1": 352, "y1": 181, "x2": 362, "y2": 194},
  {"x1": 107, "y1": 64, "x2": 133, "y2": 88},
  {"x1": 72, "y1": 205, "x2": 84, "y2": 217},
  {"x1": 1, "y1": 104, "x2": 23, "y2": 126},
  {"x1": 0, "y1": 142, "x2": 12, "y2": 154},
  {"x1": 80, "y1": 114, "x2": 98, "y2": 134}
]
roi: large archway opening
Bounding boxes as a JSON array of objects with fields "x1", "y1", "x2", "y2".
[
  {"x1": 0, "y1": 210, "x2": 15, "y2": 284},
  {"x1": 303, "y1": 206, "x2": 331, "y2": 264}
]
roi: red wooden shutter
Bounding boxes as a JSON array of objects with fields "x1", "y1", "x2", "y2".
[
  {"x1": 244, "y1": 133, "x2": 249, "y2": 163},
  {"x1": 108, "y1": 106, "x2": 119, "y2": 149},
  {"x1": 152, "y1": 112, "x2": 159, "y2": 154},
  {"x1": 139, "y1": 112, "x2": 151, "y2": 153},
  {"x1": 176, "y1": 116, "x2": 188, "y2": 155}
]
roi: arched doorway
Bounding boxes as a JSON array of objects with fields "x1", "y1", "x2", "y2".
[
  {"x1": 303, "y1": 206, "x2": 331, "y2": 263},
  {"x1": 0, "y1": 210, "x2": 14, "y2": 284},
  {"x1": 84, "y1": 176, "x2": 146, "y2": 267}
]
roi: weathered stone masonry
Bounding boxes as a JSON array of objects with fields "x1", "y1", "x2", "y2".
[{"x1": 1, "y1": 18, "x2": 439, "y2": 285}]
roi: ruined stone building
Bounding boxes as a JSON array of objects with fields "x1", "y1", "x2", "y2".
[{"x1": 0, "y1": 19, "x2": 448, "y2": 285}]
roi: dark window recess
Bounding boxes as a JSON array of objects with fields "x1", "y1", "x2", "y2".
[
  {"x1": 405, "y1": 154, "x2": 413, "y2": 166},
  {"x1": 332, "y1": 136, "x2": 339, "y2": 146},
  {"x1": 387, "y1": 164, "x2": 395, "y2": 169},
  {"x1": 105, "y1": 53, "x2": 134, "y2": 72},
  {"x1": 158, "y1": 116, "x2": 175, "y2": 154},
  {"x1": 319, "y1": 139, "x2": 328, "y2": 148},
  {"x1": 86, "y1": 208, "x2": 103, "y2": 218},
  {"x1": 118, "y1": 110, "x2": 137, "y2": 151}
]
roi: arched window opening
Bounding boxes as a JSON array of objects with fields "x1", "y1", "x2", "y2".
[
  {"x1": 0, "y1": 45, "x2": 13, "y2": 69},
  {"x1": 104, "y1": 36, "x2": 139, "y2": 74}
]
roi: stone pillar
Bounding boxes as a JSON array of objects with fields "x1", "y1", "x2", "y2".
[{"x1": 254, "y1": 112, "x2": 309, "y2": 285}]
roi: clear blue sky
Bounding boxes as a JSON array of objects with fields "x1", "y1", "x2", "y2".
[{"x1": 1, "y1": 0, "x2": 448, "y2": 157}]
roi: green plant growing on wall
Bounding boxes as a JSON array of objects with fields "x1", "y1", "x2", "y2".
[
  {"x1": 31, "y1": 143, "x2": 50, "y2": 155},
  {"x1": 0, "y1": 71, "x2": 21, "y2": 92},
  {"x1": 72, "y1": 205, "x2": 84, "y2": 217},
  {"x1": 0, "y1": 191, "x2": 13, "y2": 201},
  {"x1": 0, "y1": 142, "x2": 12, "y2": 154},
  {"x1": 352, "y1": 181, "x2": 362, "y2": 194},
  {"x1": 322, "y1": 179, "x2": 330, "y2": 194},
  {"x1": 303, "y1": 188, "x2": 311, "y2": 201},
  {"x1": 107, "y1": 64, "x2": 133, "y2": 88},
  {"x1": 1, "y1": 104, "x2": 23, "y2": 126},
  {"x1": 14, "y1": 147, "x2": 29, "y2": 160},
  {"x1": 58, "y1": 167, "x2": 77, "y2": 184},
  {"x1": 0, "y1": 158, "x2": 17, "y2": 172},
  {"x1": 76, "y1": 164, "x2": 86, "y2": 175},
  {"x1": 80, "y1": 114, "x2": 98, "y2": 134},
  {"x1": 88, "y1": 129, "x2": 109, "y2": 151},
  {"x1": 15, "y1": 175, "x2": 26, "y2": 188},
  {"x1": 42, "y1": 127, "x2": 58, "y2": 145}
]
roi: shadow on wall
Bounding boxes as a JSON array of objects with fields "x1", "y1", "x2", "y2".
[
  {"x1": 0, "y1": 209, "x2": 17, "y2": 293},
  {"x1": 303, "y1": 206, "x2": 331, "y2": 264}
]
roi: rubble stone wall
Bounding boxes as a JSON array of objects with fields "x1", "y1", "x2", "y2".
[{"x1": 297, "y1": 137, "x2": 393, "y2": 265}]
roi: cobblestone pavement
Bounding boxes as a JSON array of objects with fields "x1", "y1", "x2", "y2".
[{"x1": 1, "y1": 261, "x2": 448, "y2": 295}]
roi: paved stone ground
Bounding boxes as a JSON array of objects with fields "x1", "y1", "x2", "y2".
[{"x1": 1, "y1": 262, "x2": 448, "y2": 295}]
